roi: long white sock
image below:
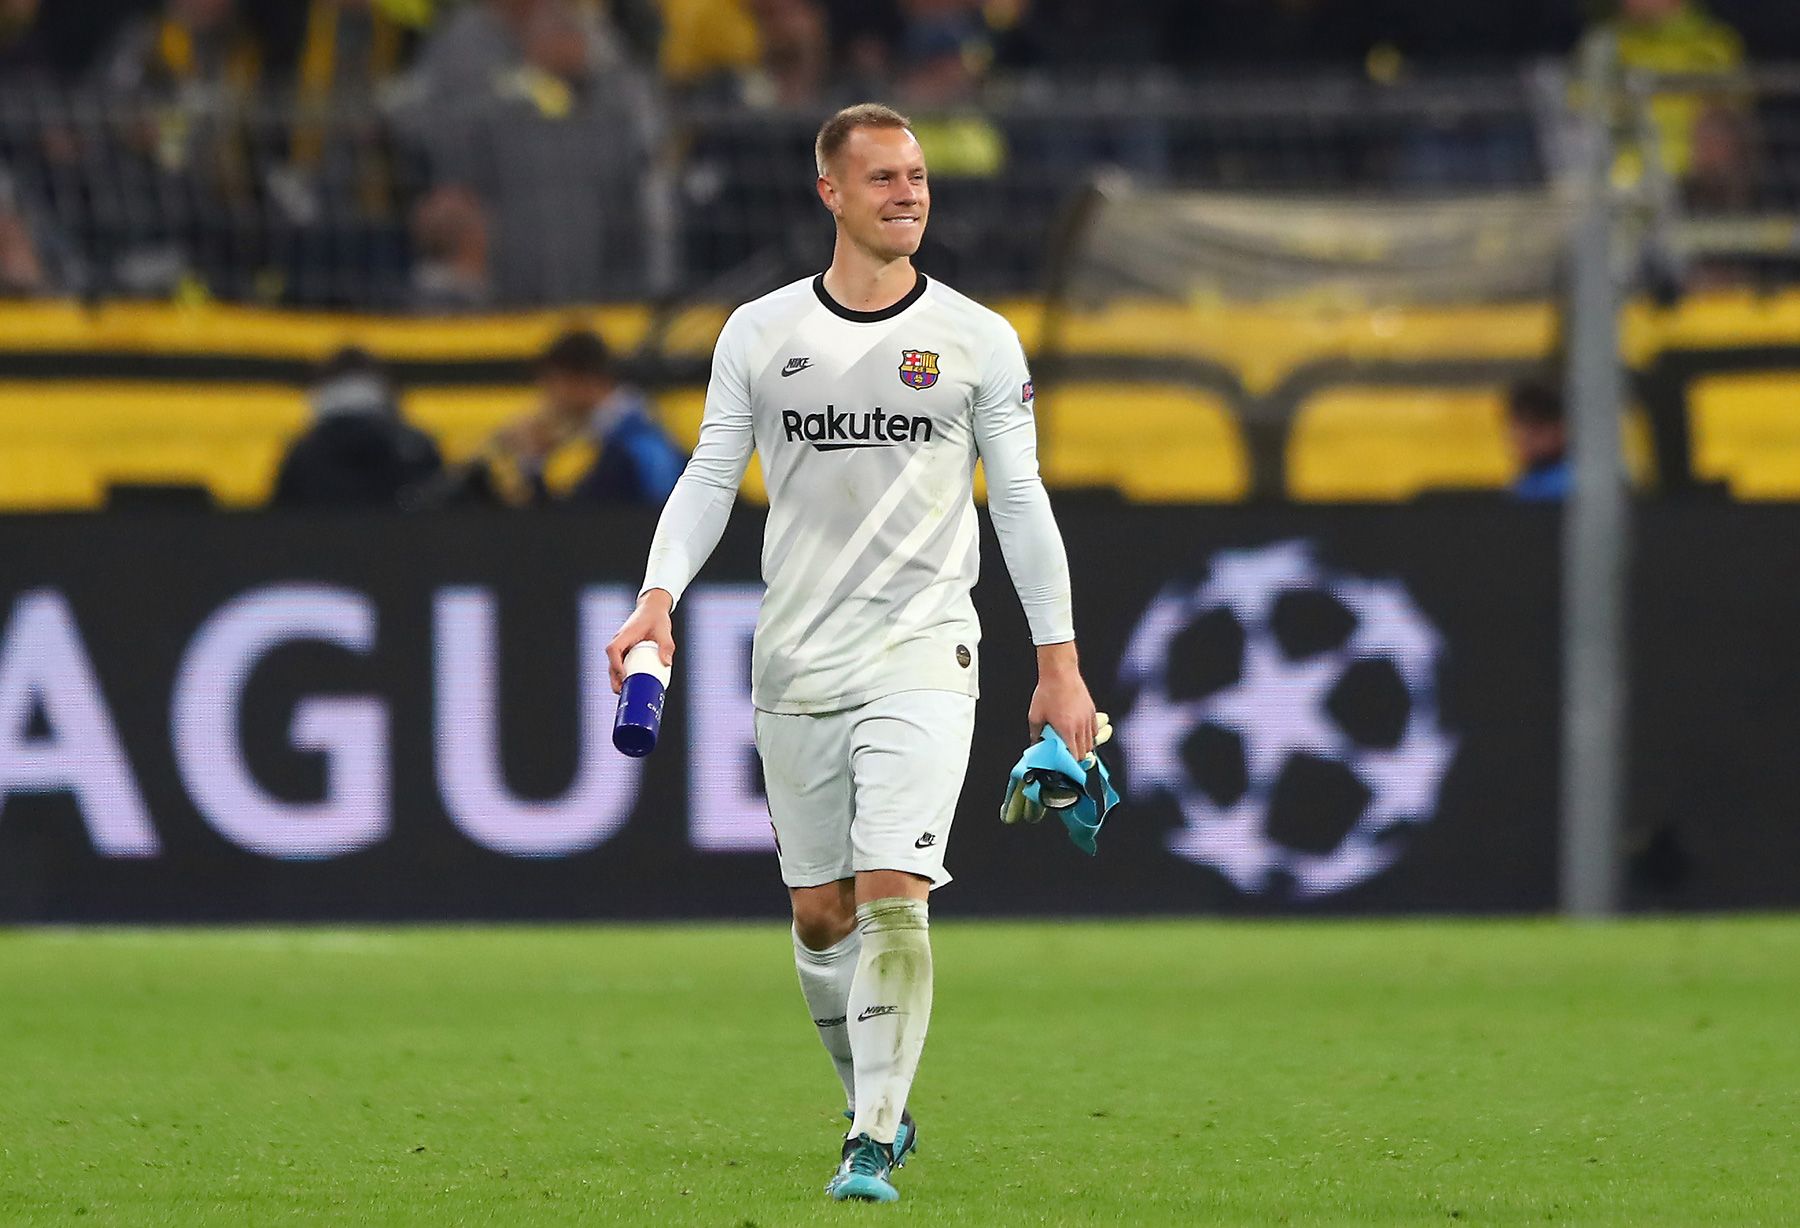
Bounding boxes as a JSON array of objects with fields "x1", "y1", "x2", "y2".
[
  {"x1": 846, "y1": 897, "x2": 933, "y2": 1147},
  {"x1": 793, "y1": 926, "x2": 860, "y2": 1110}
]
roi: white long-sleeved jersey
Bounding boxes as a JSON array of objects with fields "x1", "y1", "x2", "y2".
[{"x1": 641, "y1": 272, "x2": 1073, "y2": 714}]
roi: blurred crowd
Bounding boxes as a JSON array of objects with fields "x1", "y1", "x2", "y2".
[
  {"x1": 273, "y1": 330, "x2": 687, "y2": 511},
  {"x1": 0, "y1": 0, "x2": 1794, "y2": 306}
]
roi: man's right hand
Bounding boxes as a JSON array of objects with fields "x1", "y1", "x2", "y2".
[{"x1": 606, "y1": 589, "x2": 676, "y2": 693}]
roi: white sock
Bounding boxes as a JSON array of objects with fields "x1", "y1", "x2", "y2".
[
  {"x1": 793, "y1": 925, "x2": 860, "y2": 1111},
  {"x1": 846, "y1": 897, "x2": 933, "y2": 1147}
]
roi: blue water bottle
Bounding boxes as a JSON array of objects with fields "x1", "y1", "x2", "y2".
[{"x1": 612, "y1": 641, "x2": 671, "y2": 757}]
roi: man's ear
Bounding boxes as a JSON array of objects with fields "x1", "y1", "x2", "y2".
[{"x1": 816, "y1": 173, "x2": 838, "y2": 216}]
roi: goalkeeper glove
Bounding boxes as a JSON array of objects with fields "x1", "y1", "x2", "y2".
[
  {"x1": 1000, "y1": 713, "x2": 1120, "y2": 854},
  {"x1": 999, "y1": 711, "x2": 1111, "y2": 825}
]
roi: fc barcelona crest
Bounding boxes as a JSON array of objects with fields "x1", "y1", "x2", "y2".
[{"x1": 899, "y1": 349, "x2": 940, "y2": 390}]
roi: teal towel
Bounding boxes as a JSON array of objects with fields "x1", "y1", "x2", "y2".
[{"x1": 1001, "y1": 726, "x2": 1121, "y2": 855}]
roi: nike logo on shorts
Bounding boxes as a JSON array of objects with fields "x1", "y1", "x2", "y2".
[{"x1": 914, "y1": 832, "x2": 936, "y2": 849}]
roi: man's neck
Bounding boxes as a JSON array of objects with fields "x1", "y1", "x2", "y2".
[{"x1": 822, "y1": 241, "x2": 917, "y2": 314}]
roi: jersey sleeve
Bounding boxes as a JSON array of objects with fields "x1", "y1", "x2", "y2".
[
  {"x1": 639, "y1": 310, "x2": 757, "y2": 606},
  {"x1": 971, "y1": 321, "x2": 1076, "y2": 645}
]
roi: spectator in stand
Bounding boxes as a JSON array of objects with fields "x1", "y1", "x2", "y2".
[
  {"x1": 0, "y1": 162, "x2": 84, "y2": 296},
  {"x1": 1584, "y1": 0, "x2": 1744, "y2": 186},
  {"x1": 404, "y1": 0, "x2": 629, "y2": 105},
  {"x1": 537, "y1": 329, "x2": 684, "y2": 506},
  {"x1": 273, "y1": 347, "x2": 443, "y2": 508},
  {"x1": 237, "y1": 0, "x2": 436, "y2": 303},
  {"x1": 97, "y1": 0, "x2": 264, "y2": 101},
  {"x1": 0, "y1": 0, "x2": 52, "y2": 84},
  {"x1": 821, "y1": 0, "x2": 902, "y2": 95},
  {"x1": 746, "y1": 0, "x2": 829, "y2": 107},
  {"x1": 399, "y1": 0, "x2": 655, "y2": 304},
  {"x1": 1506, "y1": 378, "x2": 1570, "y2": 502},
  {"x1": 658, "y1": 0, "x2": 760, "y2": 99},
  {"x1": 442, "y1": 330, "x2": 685, "y2": 508},
  {"x1": 513, "y1": 328, "x2": 685, "y2": 506},
  {"x1": 659, "y1": 0, "x2": 826, "y2": 106},
  {"x1": 1683, "y1": 103, "x2": 1755, "y2": 215},
  {"x1": 896, "y1": 0, "x2": 990, "y2": 106},
  {"x1": 90, "y1": 0, "x2": 269, "y2": 298},
  {"x1": 253, "y1": 0, "x2": 430, "y2": 95},
  {"x1": 408, "y1": 182, "x2": 493, "y2": 311},
  {"x1": 0, "y1": 192, "x2": 47, "y2": 297},
  {"x1": 255, "y1": 0, "x2": 432, "y2": 199}
]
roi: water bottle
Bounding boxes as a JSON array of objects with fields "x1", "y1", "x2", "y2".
[{"x1": 612, "y1": 641, "x2": 670, "y2": 757}]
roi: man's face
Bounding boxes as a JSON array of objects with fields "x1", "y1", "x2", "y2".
[
  {"x1": 1509, "y1": 417, "x2": 1566, "y2": 469},
  {"x1": 525, "y1": 8, "x2": 589, "y2": 82},
  {"x1": 174, "y1": 0, "x2": 235, "y2": 32},
  {"x1": 2, "y1": 0, "x2": 43, "y2": 31},
  {"x1": 819, "y1": 126, "x2": 930, "y2": 262},
  {"x1": 1621, "y1": 0, "x2": 1683, "y2": 23},
  {"x1": 540, "y1": 369, "x2": 608, "y2": 422}
]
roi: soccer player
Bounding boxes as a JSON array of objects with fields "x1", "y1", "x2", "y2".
[{"x1": 606, "y1": 102, "x2": 1098, "y2": 1204}]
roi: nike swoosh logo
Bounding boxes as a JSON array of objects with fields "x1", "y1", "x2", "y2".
[
  {"x1": 857, "y1": 1005, "x2": 898, "y2": 1022},
  {"x1": 781, "y1": 358, "x2": 812, "y2": 377}
]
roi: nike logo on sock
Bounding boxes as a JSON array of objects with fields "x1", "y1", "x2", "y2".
[
  {"x1": 781, "y1": 357, "x2": 813, "y2": 377},
  {"x1": 813, "y1": 1015, "x2": 847, "y2": 1028},
  {"x1": 857, "y1": 1005, "x2": 898, "y2": 1022}
]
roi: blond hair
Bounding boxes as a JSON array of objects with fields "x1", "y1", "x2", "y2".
[{"x1": 815, "y1": 102, "x2": 914, "y2": 177}]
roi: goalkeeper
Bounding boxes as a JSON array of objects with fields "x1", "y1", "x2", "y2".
[{"x1": 606, "y1": 102, "x2": 1097, "y2": 1204}]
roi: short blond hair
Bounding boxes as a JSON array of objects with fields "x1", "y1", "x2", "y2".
[{"x1": 815, "y1": 102, "x2": 914, "y2": 178}]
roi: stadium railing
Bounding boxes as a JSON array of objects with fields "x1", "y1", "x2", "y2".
[
  {"x1": 4, "y1": 67, "x2": 1800, "y2": 512},
  {"x1": 0, "y1": 71, "x2": 1548, "y2": 308}
]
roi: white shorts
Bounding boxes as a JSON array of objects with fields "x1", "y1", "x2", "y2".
[{"x1": 754, "y1": 689, "x2": 977, "y2": 891}]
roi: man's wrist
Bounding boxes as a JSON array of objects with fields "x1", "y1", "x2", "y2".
[
  {"x1": 638, "y1": 587, "x2": 675, "y2": 614},
  {"x1": 1035, "y1": 639, "x2": 1080, "y2": 678}
]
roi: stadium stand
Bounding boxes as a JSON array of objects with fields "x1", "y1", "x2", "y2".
[{"x1": 1, "y1": 1, "x2": 1799, "y2": 508}]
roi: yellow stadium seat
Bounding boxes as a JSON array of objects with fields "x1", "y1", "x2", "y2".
[
  {"x1": 1288, "y1": 387, "x2": 1514, "y2": 501},
  {"x1": 1689, "y1": 372, "x2": 1800, "y2": 499},
  {"x1": 1037, "y1": 383, "x2": 1248, "y2": 502},
  {"x1": 0, "y1": 383, "x2": 307, "y2": 509},
  {"x1": 1288, "y1": 386, "x2": 1653, "y2": 501}
]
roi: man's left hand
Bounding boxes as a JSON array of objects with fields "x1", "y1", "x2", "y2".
[{"x1": 1028, "y1": 643, "x2": 1098, "y2": 761}]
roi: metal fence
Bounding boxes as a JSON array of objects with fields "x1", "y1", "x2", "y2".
[
  {"x1": 4, "y1": 65, "x2": 1798, "y2": 310},
  {"x1": 0, "y1": 71, "x2": 1552, "y2": 309}
]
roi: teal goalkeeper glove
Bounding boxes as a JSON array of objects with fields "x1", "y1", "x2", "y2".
[{"x1": 1000, "y1": 714, "x2": 1120, "y2": 854}]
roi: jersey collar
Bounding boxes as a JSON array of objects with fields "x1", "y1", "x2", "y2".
[{"x1": 812, "y1": 271, "x2": 929, "y2": 323}]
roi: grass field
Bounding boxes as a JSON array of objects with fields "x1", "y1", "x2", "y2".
[{"x1": 1, "y1": 919, "x2": 1795, "y2": 1226}]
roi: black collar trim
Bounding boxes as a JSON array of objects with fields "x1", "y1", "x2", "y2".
[{"x1": 812, "y1": 272, "x2": 929, "y2": 323}]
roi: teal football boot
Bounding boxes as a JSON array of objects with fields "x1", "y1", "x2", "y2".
[{"x1": 826, "y1": 1133, "x2": 900, "y2": 1203}]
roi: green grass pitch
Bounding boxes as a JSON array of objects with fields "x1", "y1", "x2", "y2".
[{"x1": 1, "y1": 918, "x2": 1795, "y2": 1226}]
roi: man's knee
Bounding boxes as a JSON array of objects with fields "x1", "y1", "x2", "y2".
[{"x1": 791, "y1": 880, "x2": 856, "y2": 950}]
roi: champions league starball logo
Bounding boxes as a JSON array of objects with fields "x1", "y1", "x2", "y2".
[{"x1": 1117, "y1": 541, "x2": 1457, "y2": 899}]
